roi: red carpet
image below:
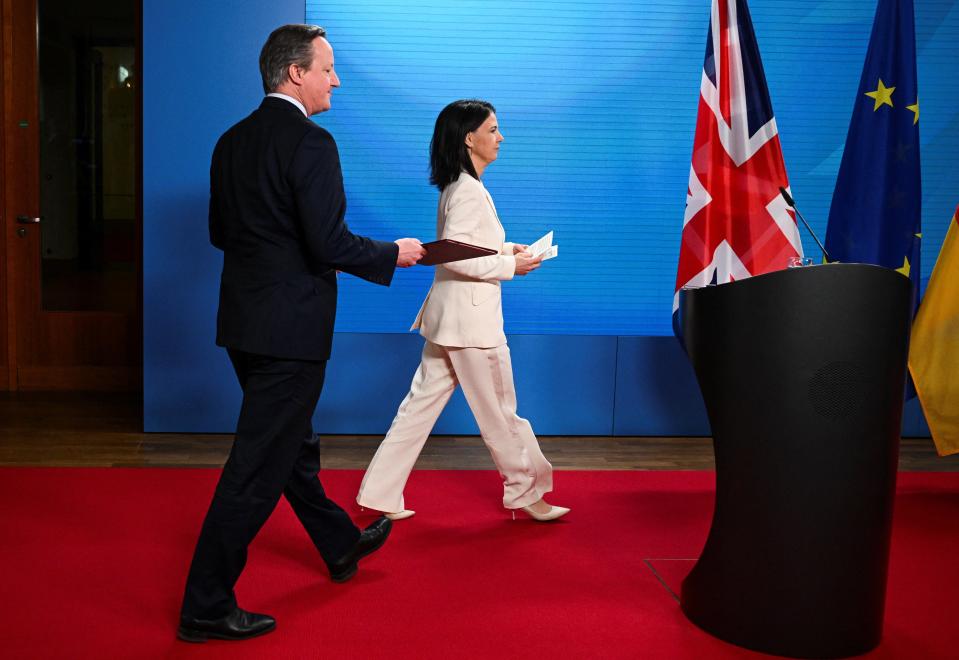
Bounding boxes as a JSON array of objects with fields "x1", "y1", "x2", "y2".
[{"x1": 1, "y1": 469, "x2": 957, "y2": 659}]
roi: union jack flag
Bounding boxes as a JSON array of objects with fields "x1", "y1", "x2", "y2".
[{"x1": 674, "y1": 0, "x2": 802, "y2": 327}]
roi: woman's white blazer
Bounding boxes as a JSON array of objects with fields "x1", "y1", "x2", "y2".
[{"x1": 411, "y1": 172, "x2": 516, "y2": 348}]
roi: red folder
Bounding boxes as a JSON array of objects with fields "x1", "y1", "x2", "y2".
[{"x1": 418, "y1": 239, "x2": 498, "y2": 266}]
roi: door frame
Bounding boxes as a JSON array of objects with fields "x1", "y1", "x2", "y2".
[
  {"x1": 1, "y1": 0, "x2": 32, "y2": 391},
  {"x1": 0, "y1": 0, "x2": 5, "y2": 388},
  {"x1": 1, "y1": 0, "x2": 143, "y2": 391}
]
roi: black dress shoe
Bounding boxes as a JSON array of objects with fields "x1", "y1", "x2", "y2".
[
  {"x1": 177, "y1": 607, "x2": 276, "y2": 643},
  {"x1": 328, "y1": 516, "x2": 393, "y2": 583}
]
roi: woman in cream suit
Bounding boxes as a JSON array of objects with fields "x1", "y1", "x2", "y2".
[{"x1": 357, "y1": 99, "x2": 569, "y2": 522}]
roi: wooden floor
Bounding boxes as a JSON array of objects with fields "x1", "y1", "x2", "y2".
[{"x1": 0, "y1": 392, "x2": 955, "y2": 471}]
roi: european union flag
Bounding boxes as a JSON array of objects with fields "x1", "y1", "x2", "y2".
[{"x1": 825, "y1": 0, "x2": 921, "y2": 307}]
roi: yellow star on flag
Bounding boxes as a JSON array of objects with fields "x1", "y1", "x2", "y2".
[
  {"x1": 906, "y1": 99, "x2": 919, "y2": 124},
  {"x1": 865, "y1": 79, "x2": 895, "y2": 110},
  {"x1": 895, "y1": 256, "x2": 911, "y2": 277}
]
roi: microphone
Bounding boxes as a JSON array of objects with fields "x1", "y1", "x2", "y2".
[{"x1": 779, "y1": 186, "x2": 831, "y2": 264}]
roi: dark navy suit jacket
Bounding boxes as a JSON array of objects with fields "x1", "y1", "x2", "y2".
[{"x1": 209, "y1": 97, "x2": 398, "y2": 360}]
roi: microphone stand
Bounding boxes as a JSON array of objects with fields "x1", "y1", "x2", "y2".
[{"x1": 779, "y1": 186, "x2": 831, "y2": 264}]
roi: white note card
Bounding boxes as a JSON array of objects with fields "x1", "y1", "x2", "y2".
[
  {"x1": 539, "y1": 245, "x2": 558, "y2": 261},
  {"x1": 527, "y1": 231, "x2": 558, "y2": 260}
]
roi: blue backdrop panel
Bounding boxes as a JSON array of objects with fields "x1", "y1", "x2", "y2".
[
  {"x1": 307, "y1": 0, "x2": 959, "y2": 336},
  {"x1": 306, "y1": 334, "x2": 614, "y2": 435},
  {"x1": 493, "y1": 335, "x2": 617, "y2": 435},
  {"x1": 613, "y1": 337, "x2": 710, "y2": 436},
  {"x1": 143, "y1": 1, "x2": 958, "y2": 434},
  {"x1": 316, "y1": 334, "x2": 424, "y2": 434},
  {"x1": 902, "y1": 398, "x2": 932, "y2": 437},
  {"x1": 142, "y1": 0, "x2": 305, "y2": 432},
  {"x1": 152, "y1": 333, "x2": 619, "y2": 435}
]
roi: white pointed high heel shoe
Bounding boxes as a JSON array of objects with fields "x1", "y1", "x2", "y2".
[
  {"x1": 513, "y1": 504, "x2": 570, "y2": 522},
  {"x1": 384, "y1": 509, "x2": 415, "y2": 521}
]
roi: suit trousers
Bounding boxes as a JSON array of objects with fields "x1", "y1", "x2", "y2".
[
  {"x1": 357, "y1": 341, "x2": 553, "y2": 513},
  {"x1": 180, "y1": 350, "x2": 360, "y2": 620}
]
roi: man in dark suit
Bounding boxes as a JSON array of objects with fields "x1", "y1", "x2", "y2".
[{"x1": 177, "y1": 24, "x2": 426, "y2": 643}]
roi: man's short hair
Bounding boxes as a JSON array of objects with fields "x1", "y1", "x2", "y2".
[{"x1": 259, "y1": 24, "x2": 327, "y2": 94}]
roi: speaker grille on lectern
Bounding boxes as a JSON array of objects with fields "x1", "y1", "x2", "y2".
[{"x1": 808, "y1": 361, "x2": 868, "y2": 420}]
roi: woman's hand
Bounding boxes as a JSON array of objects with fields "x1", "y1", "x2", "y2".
[
  {"x1": 514, "y1": 252, "x2": 542, "y2": 276},
  {"x1": 512, "y1": 244, "x2": 528, "y2": 255}
]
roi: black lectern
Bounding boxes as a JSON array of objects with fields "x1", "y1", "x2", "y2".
[{"x1": 678, "y1": 263, "x2": 912, "y2": 659}]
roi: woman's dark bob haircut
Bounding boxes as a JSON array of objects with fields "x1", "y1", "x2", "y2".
[{"x1": 429, "y1": 99, "x2": 496, "y2": 191}]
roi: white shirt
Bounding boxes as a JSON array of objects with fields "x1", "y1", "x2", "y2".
[{"x1": 266, "y1": 93, "x2": 308, "y2": 117}]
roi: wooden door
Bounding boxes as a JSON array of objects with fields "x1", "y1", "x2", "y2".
[{"x1": 2, "y1": 0, "x2": 140, "y2": 391}]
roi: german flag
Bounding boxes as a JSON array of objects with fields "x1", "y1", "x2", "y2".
[{"x1": 909, "y1": 205, "x2": 959, "y2": 456}]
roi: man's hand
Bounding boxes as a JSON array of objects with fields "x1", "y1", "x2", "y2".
[
  {"x1": 395, "y1": 238, "x2": 426, "y2": 267},
  {"x1": 514, "y1": 252, "x2": 542, "y2": 276},
  {"x1": 512, "y1": 244, "x2": 529, "y2": 255}
]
